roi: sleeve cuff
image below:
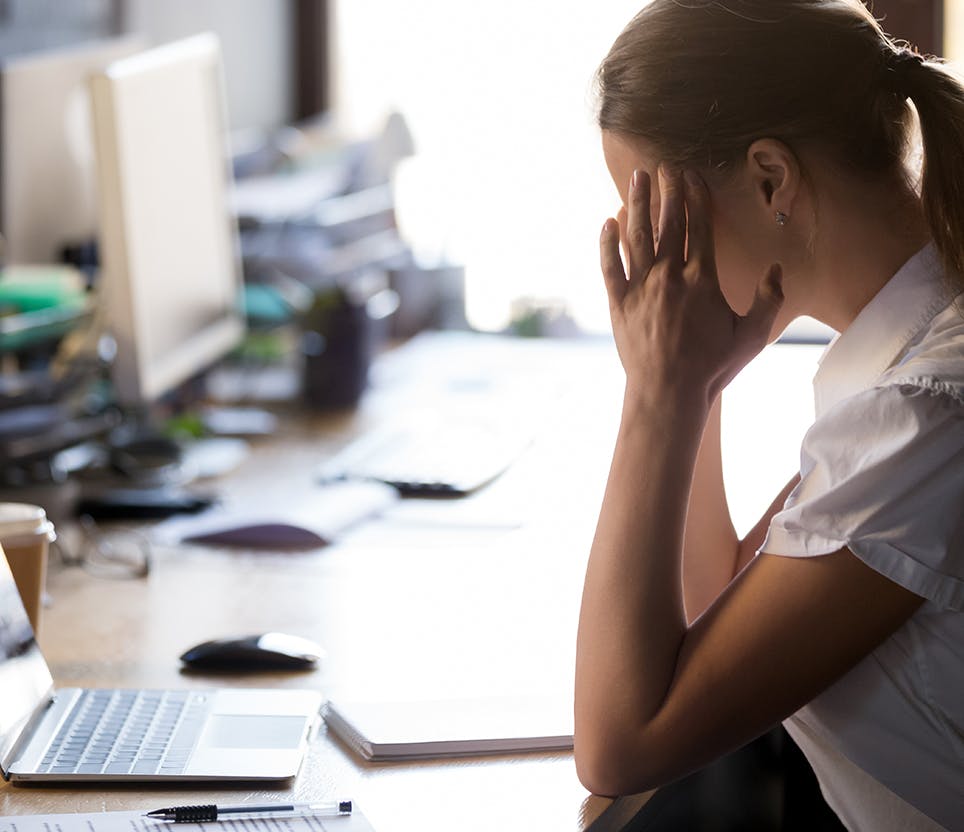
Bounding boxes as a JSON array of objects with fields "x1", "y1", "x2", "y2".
[
  {"x1": 758, "y1": 523, "x2": 848, "y2": 559},
  {"x1": 760, "y1": 526, "x2": 964, "y2": 611}
]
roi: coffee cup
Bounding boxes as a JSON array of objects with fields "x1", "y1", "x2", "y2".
[{"x1": 0, "y1": 503, "x2": 56, "y2": 636}]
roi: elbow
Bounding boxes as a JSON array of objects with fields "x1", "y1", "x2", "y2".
[
  {"x1": 574, "y1": 744, "x2": 623, "y2": 797},
  {"x1": 573, "y1": 729, "x2": 661, "y2": 797}
]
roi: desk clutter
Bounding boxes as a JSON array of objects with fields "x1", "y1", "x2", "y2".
[
  {"x1": 0, "y1": 330, "x2": 625, "y2": 831},
  {"x1": 0, "y1": 92, "x2": 466, "y2": 535},
  {"x1": 0, "y1": 545, "x2": 324, "y2": 782},
  {"x1": 0, "y1": 31, "x2": 628, "y2": 825}
]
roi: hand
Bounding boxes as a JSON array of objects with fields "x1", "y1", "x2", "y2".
[{"x1": 601, "y1": 165, "x2": 784, "y2": 407}]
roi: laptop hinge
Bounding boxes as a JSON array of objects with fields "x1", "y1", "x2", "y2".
[{"x1": 1, "y1": 687, "x2": 59, "y2": 778}]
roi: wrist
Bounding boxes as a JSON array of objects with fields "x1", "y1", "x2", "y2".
[{"x1": 621, "y1": 382, "x2": 710, "y2": 432}]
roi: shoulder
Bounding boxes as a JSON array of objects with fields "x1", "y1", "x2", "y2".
[
  {"x1": 818, "y1": 293, "x2": 963, "y2": 442},
  {"x1": 764, "y1": 378, "x2": 964, "y2": 609},
  {"x1": 881, "y1": 295, "x2": 964, "y2": 401},
  {"x1": 803, "y1": 377, "x2": 963, "y2": 470},
  {"x1": 798, "y1": 372, "x2": 963, "y2": 509}
]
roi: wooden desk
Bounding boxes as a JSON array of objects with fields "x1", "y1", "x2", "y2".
[
  {"x1": 0, "y1": 333, "x2": 824, "y2": 831},
  {"x1": 0, "y1": 334, "x2": 633, "y2": 832}
]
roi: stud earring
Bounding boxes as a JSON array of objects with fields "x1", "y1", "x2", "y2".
[{"x1": 775, "y1": 211, "x2": 789, "y2": 227}]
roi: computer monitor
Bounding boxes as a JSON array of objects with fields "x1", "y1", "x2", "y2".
[
  {"x1": 0, "y1": 36, "x2": 146, "y2": 265},
  {"x1": 89, "y1": 33, "x2": 245, "y2": 406}
]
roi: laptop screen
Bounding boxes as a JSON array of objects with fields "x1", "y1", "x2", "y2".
[{"x1": 0, "y1": 546, "x2": 53, "y2": 770}]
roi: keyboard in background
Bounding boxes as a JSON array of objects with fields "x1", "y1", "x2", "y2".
[{"x1": 318, "y1": 420, "x2": 533, "y2": 496}]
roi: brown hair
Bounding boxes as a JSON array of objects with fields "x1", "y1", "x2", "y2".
[{"x1": 596, "y1": 0, "x2": 964, "y2": 286}]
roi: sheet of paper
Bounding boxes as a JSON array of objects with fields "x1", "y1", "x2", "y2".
[{"x1": 0, "y1": 808, "x2": 375, "y2": 832}]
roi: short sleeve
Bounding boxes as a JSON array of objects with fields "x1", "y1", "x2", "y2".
[{"x1": 760, "y1": 381, "x2": 964, "y2": 611}]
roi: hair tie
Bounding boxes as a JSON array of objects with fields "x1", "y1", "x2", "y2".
[{"x1": 882, "y1": 46, "x2": 926, "y2": 93}]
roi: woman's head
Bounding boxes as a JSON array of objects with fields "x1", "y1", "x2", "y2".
[
  {"x1": 596, "y1": 0, "x2": 964, "y2": 296},
  {"x1": 598, "y1": 1, "x2": 913, "y2": 175}
]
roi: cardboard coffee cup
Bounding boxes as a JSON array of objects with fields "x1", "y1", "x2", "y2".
[{"x1": 0, "y1": 503, "x2": 56, "y2": 636}]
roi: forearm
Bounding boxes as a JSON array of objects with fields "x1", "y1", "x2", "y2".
[
  {"x1": 682, "y1": 397, "x2": 803, "y2": 620},
  {"x1": 681, "y1": 395, "x2": 740, "y2": 622},
  {"x1": 575, "y1": 387, "x2": 708, "y2": 756}
]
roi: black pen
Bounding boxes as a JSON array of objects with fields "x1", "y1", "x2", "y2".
[{"x1": 145, "y1": 801, "x2": 353, "y2": 823}]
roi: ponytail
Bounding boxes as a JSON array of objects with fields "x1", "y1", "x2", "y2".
[{"x1": 904, "y1": 59, "x2": 964, "y2": 288}]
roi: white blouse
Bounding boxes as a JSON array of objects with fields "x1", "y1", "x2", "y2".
[{"x1": 760, "y1": 244, "x2": 964, "y2": 831}]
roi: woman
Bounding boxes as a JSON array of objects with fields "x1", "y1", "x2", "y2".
[{"x1": 573, "y1": 1, "x2": 964, "y2": 829}]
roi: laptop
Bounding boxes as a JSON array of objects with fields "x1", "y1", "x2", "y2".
[{"x1": 0, "y1": 550, "x2": 323, "y2": 783}]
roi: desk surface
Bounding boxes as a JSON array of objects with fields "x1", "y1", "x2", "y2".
[
  {"x1": 0, "y1": 333, "x2": 633, "y2": 832},
  {"x1": 0, "y1": 332, "x2": 823, "y2": 831}
]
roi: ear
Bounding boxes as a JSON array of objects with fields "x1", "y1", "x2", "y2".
[{"x1": 745, "y1": 139, "x2": 801, "y2": 223}]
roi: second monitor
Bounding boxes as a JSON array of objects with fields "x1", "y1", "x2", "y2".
[
  {"x1": 0, "y1": 36, "x2": 145, "y2": 266},
  {"x1": 89, "y1": 32, "x2": 245, "y2": 408}
]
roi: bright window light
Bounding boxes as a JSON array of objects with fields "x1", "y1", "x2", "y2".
[{"x1": 332, "y1": 1, "x2": 649, "y2": 332}]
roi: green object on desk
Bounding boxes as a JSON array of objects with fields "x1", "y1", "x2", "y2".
[
  {"x1": 0, "y1": 266, "x2": 90, "y2": 353},
  {"x1": 162, "y1": 411, "x2": 206, "y2": 440},
  {"x1": 0, "y1": 271, "x2": 83, "y2": 311}
]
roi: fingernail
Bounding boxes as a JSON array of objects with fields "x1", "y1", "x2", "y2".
[
  {"x1": 631, "y1": 169, "x2": 640, "y2": 192},
  {"x1": 684, "y1": 169, "x2": 701, "y2": 188}
]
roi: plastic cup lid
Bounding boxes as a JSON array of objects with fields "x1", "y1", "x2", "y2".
[{"x1": 0, "y1": 503, "x2": 50, "y2": 537}]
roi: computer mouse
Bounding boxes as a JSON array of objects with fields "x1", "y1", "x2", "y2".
[
  {"x1": 179, "y1": 632, "x2": 325, "y2": 671},
  {"x1": 181, "y1": 522, "x2": 328, "y2": 549}
]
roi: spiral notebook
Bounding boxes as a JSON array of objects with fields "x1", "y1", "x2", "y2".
[{"x1": 323, "y1": 697, "x2": 573, "y2": 761}]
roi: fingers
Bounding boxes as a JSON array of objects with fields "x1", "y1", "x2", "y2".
[
  {"x1": 626, "y1": 170, "x2": 655, "y2": 279},
  {"x1": 682, "y1": 170, "x2": 716, "y2": 277},
  {"x1": 602, "y1": 164, "x2": 720, "y2": 307},
  {"x1": 600, "y1": 218, "x2": 628, "y2": 305},
  {"x1": 616, "y1": 205, "x2": 629, "y2": 259},
  {"x1": 656, "y1": 165, "x2": 686, "y2": 261}
]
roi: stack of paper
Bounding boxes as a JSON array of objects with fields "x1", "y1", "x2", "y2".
[{"x1": 324, "y1": 697, "x2": 574, "y2": 762}]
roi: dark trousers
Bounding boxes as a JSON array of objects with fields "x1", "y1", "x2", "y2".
[{"x1": 592, "y1": 728, "x2": 847, "y2": 832}]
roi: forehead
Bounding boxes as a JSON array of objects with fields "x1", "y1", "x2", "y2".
[
  {"x1": 601, "y1": 131, "x2": 660, "y2": 201},
  {"x1": 602, "y1": 132, "x2": 658, "y2": 170}
]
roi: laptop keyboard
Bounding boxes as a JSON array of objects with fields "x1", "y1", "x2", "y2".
[{"x1": 41, "y1": 689, "x2": 208, "y2": 775}]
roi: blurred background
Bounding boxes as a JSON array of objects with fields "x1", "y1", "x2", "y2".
[{"x1": 0, "y1": 0, "x2": 950, "y2": 333}]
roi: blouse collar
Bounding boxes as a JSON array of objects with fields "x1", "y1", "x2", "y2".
[{"x1": 813, "y1": 243, "x2": 954, "y2": 415}]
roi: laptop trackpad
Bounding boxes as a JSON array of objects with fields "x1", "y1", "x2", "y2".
[{"x1": 202, "y1": 715, "x2": 307, "y2": 749}]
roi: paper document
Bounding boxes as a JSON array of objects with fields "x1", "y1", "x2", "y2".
[
  {"x1": 324, "y1": 696, "x2": 574, "y2": 761},
  {"x1": 0, "y1": 808, "x2": 375, "y2": 832}
]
